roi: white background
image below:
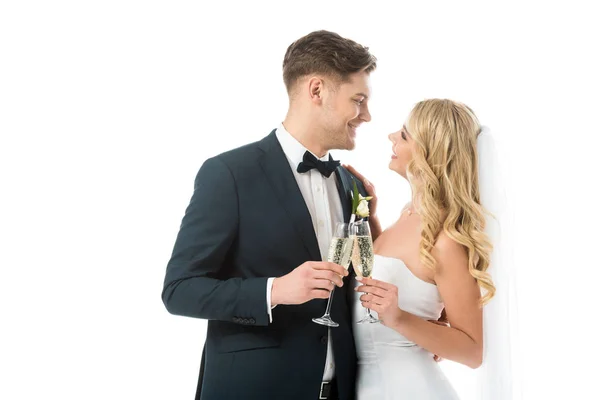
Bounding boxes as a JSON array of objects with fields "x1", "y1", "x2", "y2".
[{"x1": 1, "y1": 1, "x2": 599, "y2": 399}]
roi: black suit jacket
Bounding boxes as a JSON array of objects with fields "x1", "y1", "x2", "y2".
[{"x1": 162, "y1": 130, "x2": 367, "y2": 400}]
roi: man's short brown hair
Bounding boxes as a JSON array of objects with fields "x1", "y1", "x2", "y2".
[{"x1": 282, "y1": 30, "x2": 377, "y2": 92}]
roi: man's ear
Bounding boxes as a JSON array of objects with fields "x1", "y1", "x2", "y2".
[{"x1": 308, "y1": 77, "x2": 324, "y2": 104}]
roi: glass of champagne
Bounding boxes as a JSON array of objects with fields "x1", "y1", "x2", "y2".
[
  {"x1": 312, "y1": 222, "x2": 353, "y2": 327},
  {"x1": 351, "y1": 219, "x2": 380, "y2": 324}
]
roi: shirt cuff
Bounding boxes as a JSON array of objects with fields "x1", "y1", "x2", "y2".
[{"x1": 266, "y1": 277, "x2": 276, "y2": 323}]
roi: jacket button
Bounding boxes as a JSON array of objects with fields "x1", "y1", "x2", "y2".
[{"x1": 321, "y1": 336, "x2": 327, "y2": 345}]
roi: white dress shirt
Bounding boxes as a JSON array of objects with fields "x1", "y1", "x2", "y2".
[{"x1": 265, "y1": 123, "x2": 344, "y2": 382}]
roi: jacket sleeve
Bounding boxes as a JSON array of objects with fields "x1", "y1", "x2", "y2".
[{"x1": 161, "y1": 156, "x2": 269, "y2": 326}]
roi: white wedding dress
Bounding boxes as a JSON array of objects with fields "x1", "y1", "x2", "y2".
[{"x1": 353, "y1": 254, "x2": 460, "y2": 400}]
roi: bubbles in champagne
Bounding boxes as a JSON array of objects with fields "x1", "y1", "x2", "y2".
[
  {"x1": 352, "y1": 235, "x2": 374, "y2": 278},
  {"x1": 327, "y1": 237, "x2": 352, "y2": 269}
]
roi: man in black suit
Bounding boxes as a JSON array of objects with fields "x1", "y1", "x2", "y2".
[{"x1": 162, "y1": 30, "x2": 376, "y2": 400}]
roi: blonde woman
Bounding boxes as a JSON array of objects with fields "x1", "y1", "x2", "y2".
[{"x1": 347, "y1": 99, "x2": 500, "y2": 399}]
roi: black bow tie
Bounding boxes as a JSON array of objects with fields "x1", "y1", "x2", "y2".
[{"x1": 297, "y1": 151, "x2": 340, "y2": 178}]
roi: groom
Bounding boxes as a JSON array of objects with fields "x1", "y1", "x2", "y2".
[{"x1": 162, "y1": 30, "x2": 376, "y2": 400}]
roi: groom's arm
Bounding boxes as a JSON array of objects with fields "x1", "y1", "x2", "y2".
[{"x1": 162, "y1": 156, "x2": 270, "y2": 326}]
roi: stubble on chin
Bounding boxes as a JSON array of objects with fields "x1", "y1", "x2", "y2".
[
  {"x1": 346, "y1": 140, "x2": 356, "y2": 151},
  {"x1": 327, "y1": 134, "x2": 354, "y2": 152},
  {"x1": 339, "y1": 137, "x2": 355, "y2": 151}
]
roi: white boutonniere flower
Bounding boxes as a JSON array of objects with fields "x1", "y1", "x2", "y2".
[
  {"x1": 356, "y1": 194, "x2": 371, "y2": 218},
  {"x1": 351, "y1": 180, "x2": 373, "y2": 221}
]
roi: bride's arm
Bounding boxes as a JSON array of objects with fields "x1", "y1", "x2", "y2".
[
  {"x1": 357, "y1": 233, "x2": 483, "y2": 369},
  {"x1": 367, "y1": 215, "x2": 383, "y2": 241}
]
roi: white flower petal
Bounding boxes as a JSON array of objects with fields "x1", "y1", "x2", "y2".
[{"x1": 356, "y1": 200, "x2": 370, "y2": 218}]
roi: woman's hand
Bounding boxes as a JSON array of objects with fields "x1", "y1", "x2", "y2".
[
  {"x1": 355, "y1": 276, "x2": 403, "y2": 327},
  {"x1": 343, "y1": 164, "x2": 378, "y2": 218}
]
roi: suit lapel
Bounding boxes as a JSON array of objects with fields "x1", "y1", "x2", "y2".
[
  {"x1": 333, "y1": 165, "x2": 368, "y2": 291},
  {"x1": 335, "y1": 167, "x2": 351, "y2": 223},
  {"x1": 258, "y1": 131, "x2": 321, "y2": 261},
  {"x1": 334, "y1": 166, "x2": 364, "y2": 223}
]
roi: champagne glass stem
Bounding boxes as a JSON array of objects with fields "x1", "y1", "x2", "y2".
[
  {"x1": 313, "y1": 285, "x2": 339, "y2": 327},
  {"x1": 323, "y1": 287, "x2": 335, "y2": 317},
  {"x1": 325, "y1": 286, "x2": 335, "y2": 317}
]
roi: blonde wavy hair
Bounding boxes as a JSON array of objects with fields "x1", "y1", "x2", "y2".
[{"x1": 406, "y1": 99, "x2": 495, "y2": 305}]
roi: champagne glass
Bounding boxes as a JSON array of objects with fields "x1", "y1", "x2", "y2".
[
  {"x1": 350, "y1": 219, "x2": 380, "y2": 323},
  {"x1": 312, "y1": 222, "x2": 353, "y2": 327}
]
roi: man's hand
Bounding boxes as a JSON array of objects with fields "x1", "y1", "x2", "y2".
[{"x1": 271, "y1": 261, "x2": 348, "y2": 306}]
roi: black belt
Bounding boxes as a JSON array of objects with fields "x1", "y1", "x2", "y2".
[{"x1": 319, "y1": 378, "x2": 338, "y2": 400}]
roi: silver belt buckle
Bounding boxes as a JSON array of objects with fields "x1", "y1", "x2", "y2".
[{"x1": 319, "y1": 381, "x2": 330, "y2": 399}]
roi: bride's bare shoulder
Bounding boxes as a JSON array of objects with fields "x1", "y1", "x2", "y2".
[{"x1": 432, "y1": 232, "x2": 468, "y2": 274}]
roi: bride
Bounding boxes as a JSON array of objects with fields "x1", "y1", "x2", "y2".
[{"x1": 347, "y1": 99, "x2": 504, "y2": 399}]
